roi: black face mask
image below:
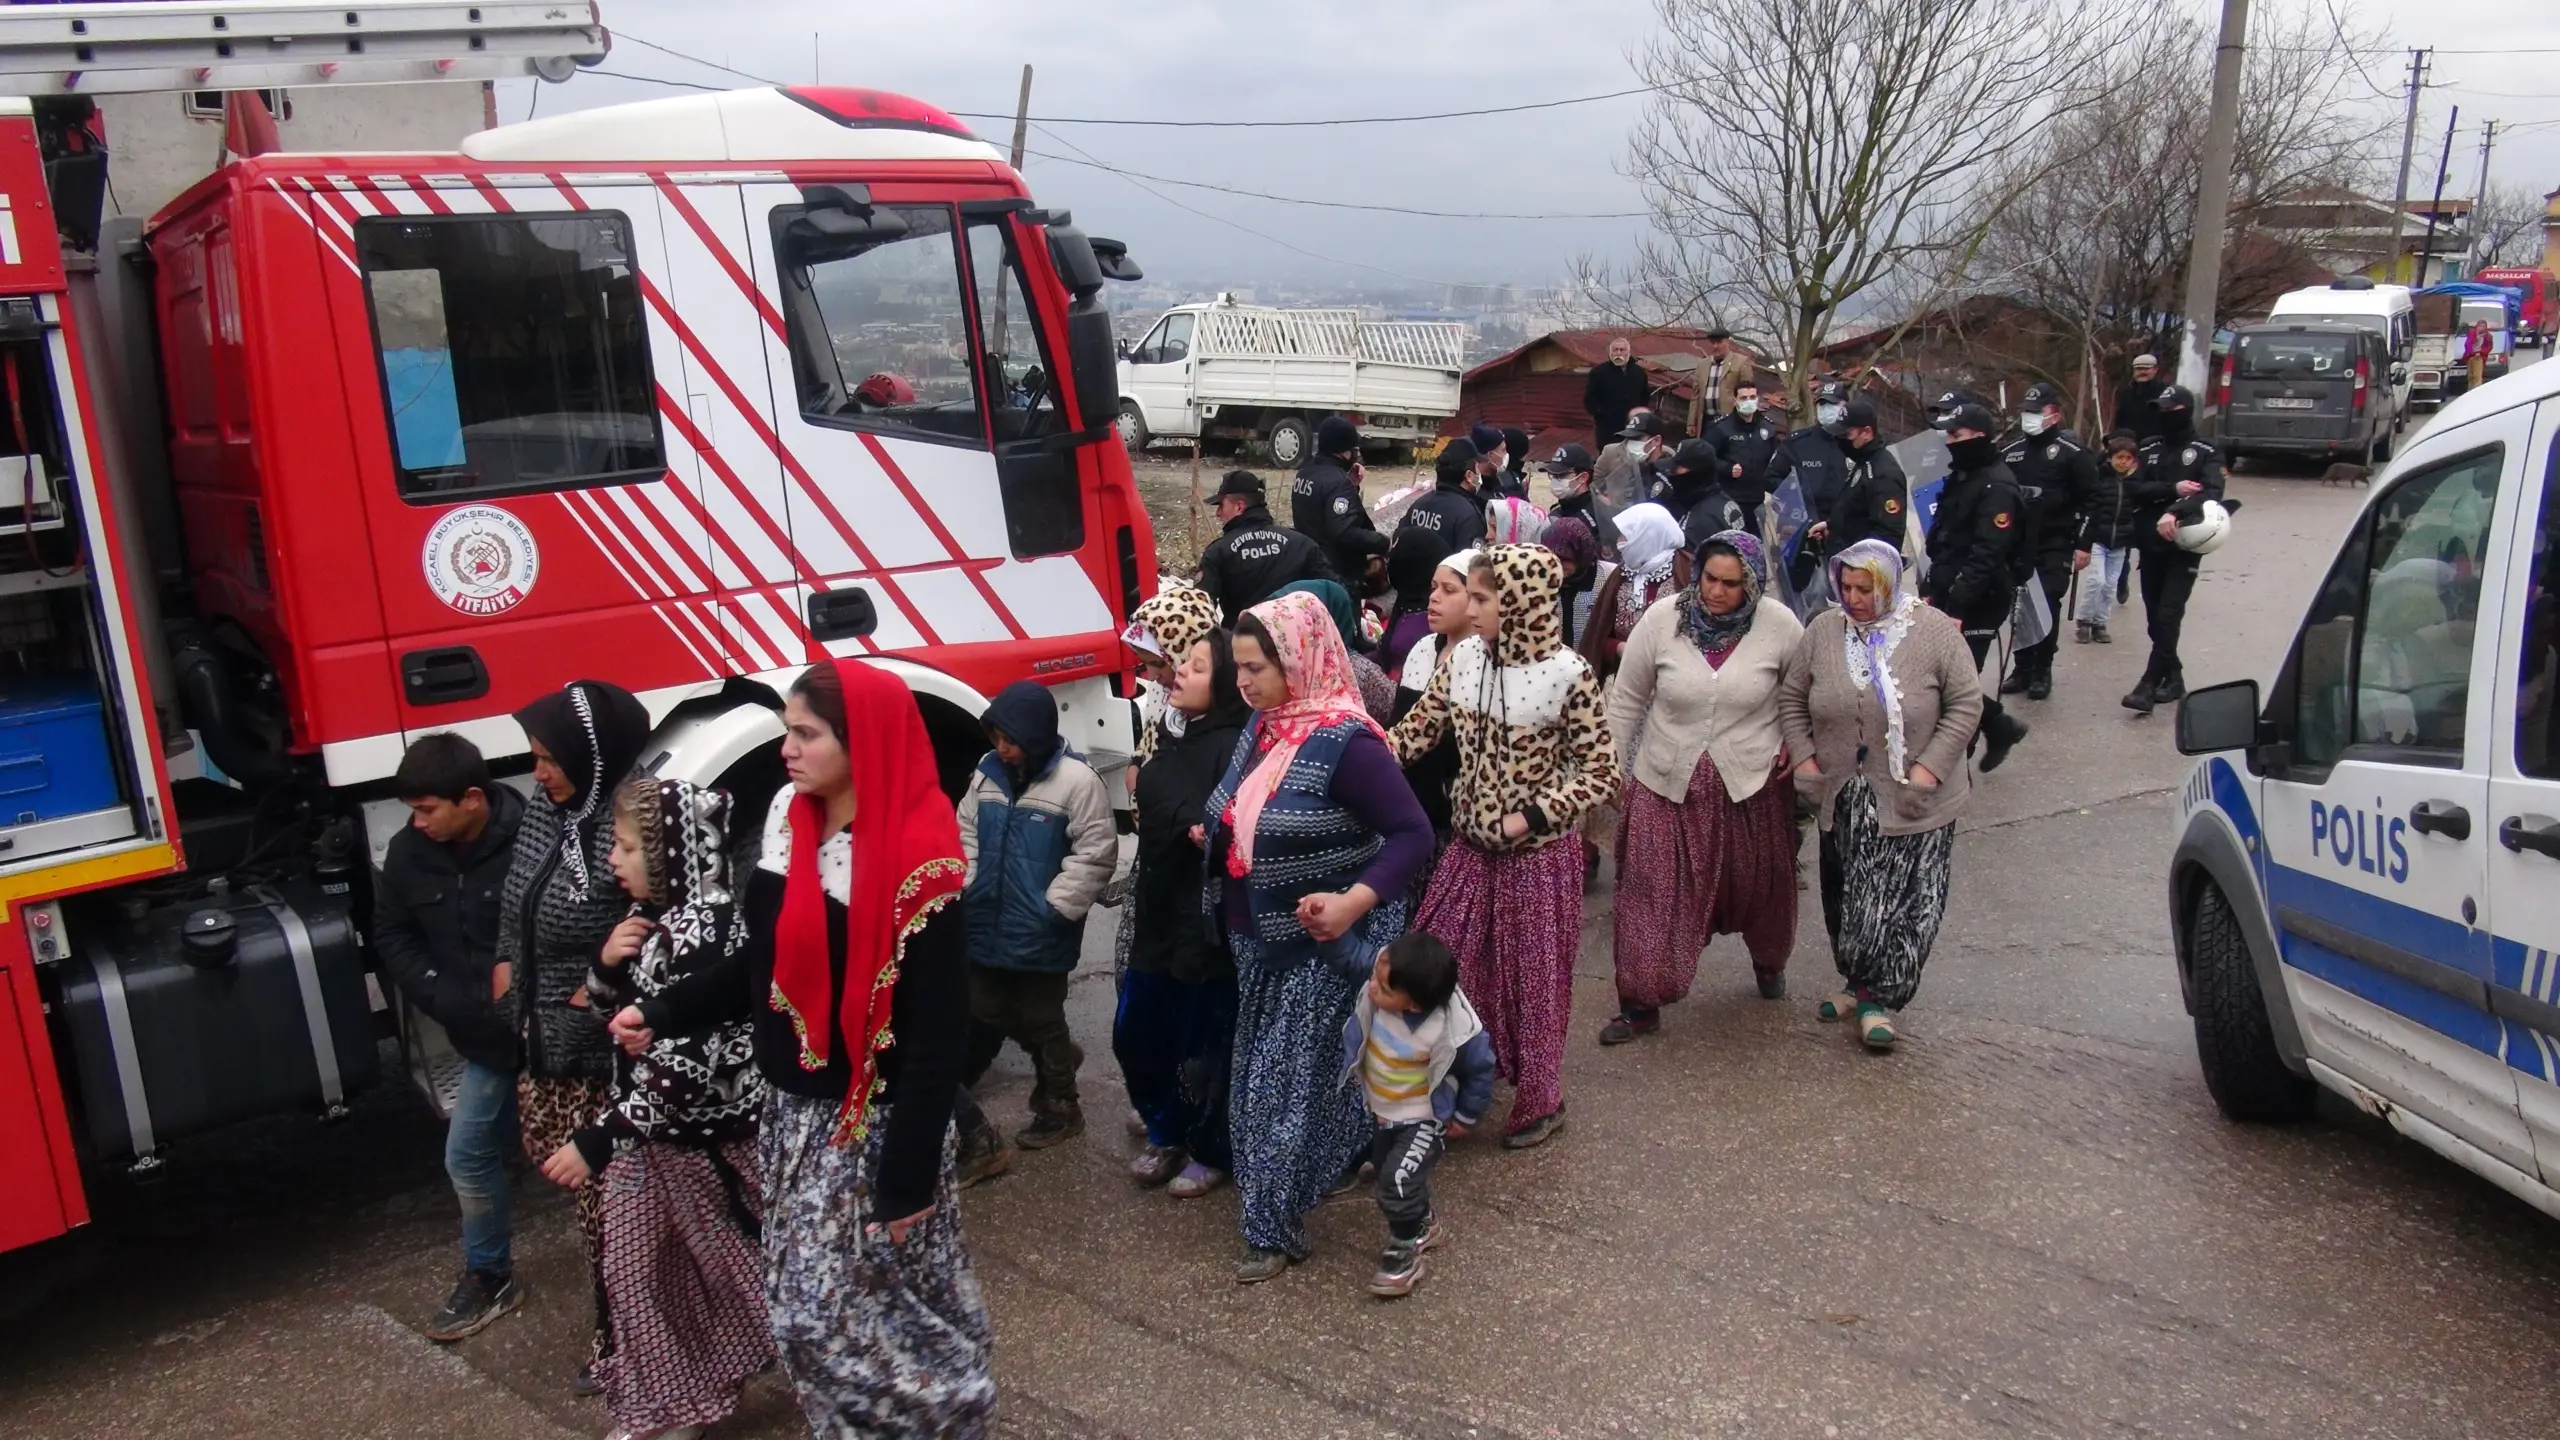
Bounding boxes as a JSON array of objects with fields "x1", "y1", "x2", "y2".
[{"x1": 1947, "y1": 435, "x2": 1998, "y2": 470}]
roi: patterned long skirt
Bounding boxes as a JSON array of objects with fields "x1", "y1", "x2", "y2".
[
  {"x1": 1415, "y1": 837, "x2": 1583, "y2": 1133},
  {"x1": 1830, "y1": 776, "x2": 1957, "y2": 1011},
  {"x1": 1229, "y1": 937, "x2": 1371, "y2": 1258},
  {"x1": 1612, "y1": 755, "x2": 1799, "y2": 1010},
  {"x1": 518, "y1": 1073, "x2": 613, "y2": 1359},
  {"x1": 594, "y1": 1139, "x2": 773, "y2": 1435},
  {"x1": 761, "y1": 1091, "x2": 995, "y2": 1439}
]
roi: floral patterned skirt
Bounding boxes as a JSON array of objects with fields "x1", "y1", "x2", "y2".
[
  {"x1": 760, "y1": 1091, "x2": 995, "y2": 1439},
  {"x1": 594, "y1": 1138, "x2": 772, "y2": 1435}
]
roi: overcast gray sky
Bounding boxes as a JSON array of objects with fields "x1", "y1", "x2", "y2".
[{"x1": 496, "y1": 0, "x2": 2560, "y2": 291}]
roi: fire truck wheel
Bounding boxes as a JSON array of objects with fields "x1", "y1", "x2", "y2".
[
  {"x1": 1117, "y1": 401, "x2": 1149, "y2": 452},
  {"x1": 1267, "y1": 417, "x2": 1310, "y2": 468}
]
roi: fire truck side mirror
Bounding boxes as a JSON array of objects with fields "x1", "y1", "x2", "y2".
[{"x1": 1088, "y1": 236, "x2": 1143, "y2": 284}]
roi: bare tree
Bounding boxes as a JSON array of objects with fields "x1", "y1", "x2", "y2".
[
  {"x1": 1574, "y1": 0, "x2": 2144, "y2": 406},
  {"x1": 2472, "y1": 181, "x2": 2550, "y2": 270},
  {"x1": 1968, "y1": 2, "x2": 2390, "y2": 429}
]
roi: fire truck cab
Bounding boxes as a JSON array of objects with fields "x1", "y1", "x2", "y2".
[{"x1": 0, "y1": 12, "x2": 1152, "y2": 1254}]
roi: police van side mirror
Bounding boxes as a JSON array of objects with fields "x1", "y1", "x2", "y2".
[{"x1": 2176, "y1": 679, "x2": 2261, "y2": 756}]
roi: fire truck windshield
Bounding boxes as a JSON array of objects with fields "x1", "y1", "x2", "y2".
[{"x1": 778, "y1": 204, "x2": 985, "y2": 444}]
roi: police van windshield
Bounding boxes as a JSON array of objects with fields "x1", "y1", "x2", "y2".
[{"x1": 2238, "y1": 333, "x2": 2355, "y2": 380}]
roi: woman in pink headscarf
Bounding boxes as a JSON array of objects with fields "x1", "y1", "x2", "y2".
[{"x1": 1201, "y1": 590, "x2": 1434, "y2": 1284}]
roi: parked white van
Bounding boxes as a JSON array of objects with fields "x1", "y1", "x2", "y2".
[
  {"x1": 2268, "y1": 277, "x2": 2417, "y2": 426},
  {"x1": 2170, "y1": 354, "x2": 2560, "y2": 1219}
]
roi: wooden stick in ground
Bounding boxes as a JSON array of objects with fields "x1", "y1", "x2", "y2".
[{"x1": 1188, "y1": 439, "x2": 1203, "y2": 563}]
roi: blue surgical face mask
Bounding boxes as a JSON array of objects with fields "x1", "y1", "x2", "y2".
[
  {"x1": 1736, "y1": 397, "x2": 1758, "y2": 417},
  {"x1": 1816, "y1": 402, "x2": 1846, "y2": 428},
  {"x1": 2020, "y1": 411, "x2": 2049, "y2": 436}
]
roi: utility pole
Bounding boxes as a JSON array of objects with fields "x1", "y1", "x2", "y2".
[
  {"x1": 2466, "y1": 118, "x2": 2498, "y2": 274},
  {"x1": 991, "y1": 64, "x2": 1034, "y2": 358},
  {"x1": 2176, "y1": 0, "x2": 2249, "y2": 394},
  {"x1": 2415, "y1": 106, "x2": 2459, "y2": 287},
  {"x1": 2385, "y1": 49, "x2": 2431, "y2": 283}
]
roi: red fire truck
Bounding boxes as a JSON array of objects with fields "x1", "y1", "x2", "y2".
[{"x1": 0, "y1": 7, "x2": 1154, "y2": 1252}]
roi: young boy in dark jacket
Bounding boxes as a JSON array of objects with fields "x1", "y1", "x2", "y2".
[
  {"x1": 1342, "y1": 932, "x2": 1496, "y2": 1298},
  {"x1": 958, "y1": 681, "x2": 1118, "y2": 1148},
  {"x1": 375, "y1": 733, "x2": 529, "y2": 1342}
]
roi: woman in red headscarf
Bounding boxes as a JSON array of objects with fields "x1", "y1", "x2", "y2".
[{"x1": 609, "y1": 660, "x2": 992, "y2": 1436}]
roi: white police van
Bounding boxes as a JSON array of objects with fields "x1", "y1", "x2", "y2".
[{"x1": 2172, "y1": 353, "x2": 2560, "y2": 1218}]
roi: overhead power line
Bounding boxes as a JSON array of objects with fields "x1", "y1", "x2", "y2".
[
  {"x1": 1019, "y1": 149, "x2": 1642, "y2": 220},
  {"x1": 611, "y1": 28, "x2": 1659, "y2": 129}
]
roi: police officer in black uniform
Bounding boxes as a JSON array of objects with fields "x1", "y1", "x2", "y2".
[
  {"x1": 1657, "y1": 437, "x2": 1747, "y2": 550},
  {"x1": 1772, "y1": 379, "x2": 1856, "y2": 589},
  {"x1": 1999, "y1": 382, "x2": 2100, "y2": 701},
  {"x1": 1395, "y1": 438, "x2": 1490, "y2": 561},
  {"x1": 1705, "y1": 378, "x2": 1781, "y2": 531},
  {"x1": 1196, "y1": 469, "x2": 1337, "y2": 622},
  {"x1": 1291, "y1": 414, "x2": 1380, "y2": 581},
  {"x1": 1540, "y1": 443, "x2": 1599, "y2": 527},
  {"x1": 1814, "y1": 399, "x2": 1910, "y2": 554},
  {"x1": 2123, "y1": 384, "x2": 2223, "y2": 714},
  {"x1": 1923, "y1": 401, "x2": 2033, "y2": 771}
]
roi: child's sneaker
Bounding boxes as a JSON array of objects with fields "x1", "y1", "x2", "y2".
[
  {"x1": 1014, "y1": 1109, "x2": 1085, "y2": 1150},
  {"x1": 1368, "y1": 1220, "x2": 1439, "y2": 1298}
]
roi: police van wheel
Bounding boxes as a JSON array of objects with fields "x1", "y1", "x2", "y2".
[
  {"x1": 1267, "y1": 417, "x2": 1310, "y2": 467},
  {"x1": 2188, "y1": 881, "x2": 2317, "y2": 1123}
]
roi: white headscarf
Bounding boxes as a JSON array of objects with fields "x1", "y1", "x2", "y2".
[
  {"x1": 1829, "y1": 538, "x2": 1923, "y2": 781},
  {"x1": 1399, "y1": 547, "x2": 1482, "y2": 689},
  {"x1": 1613, "y1": 502, "x2": 1682, "y2": 582}
]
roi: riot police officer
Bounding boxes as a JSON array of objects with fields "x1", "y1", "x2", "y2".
[
  {"x1": 1922, "y1": 401, "x2": 2033, "y2": 771},
  {"x1": 1772, "y1": 380, "x2": 1855, "y2": 589},
  {"x1": 1290, "y1": 414, "x2": 1380, "y2": 581},
  {"x1": 1999, "y1": 382, "x2": 2099, "y2": 701},
  {"x1": 2124, "y1": 384, "x2": 2223, "y2": 713},
  {"x1": 1811, "y1": 400, "x2": 1909, "y2": 554},
  {"x1": 1657, "y1": 437, "x2": 1747, "y2": 550}
]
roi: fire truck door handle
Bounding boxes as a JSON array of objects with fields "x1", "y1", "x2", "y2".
[
  {"x1": 401, "y1": 646, "x2": 490, "y2": 706},
  {"x1": 805, "y1": 586, "x2": 879, "y2": 642}
]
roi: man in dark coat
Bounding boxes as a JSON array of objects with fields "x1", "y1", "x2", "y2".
[
  {"x1": 1196, "y1": 469, "x2": 1337, "y2": 621},
  {"x1": 1582, "y1": 336, "x2": 1651, "y2": 452},
  {"x1": 376, "y1": 733, "x2": 530, "y2": 1342},
  {"x1": 2113, "y1": 353, "x2": 2167, "y2": 445},
  {"x1": 1291, "y1": 414, "x2": 1380, "y2": 580},
  {"x1": 1922, "y1": 401, "x2": 2033, "y2": 771}
]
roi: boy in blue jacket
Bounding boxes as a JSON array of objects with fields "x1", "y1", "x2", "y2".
[
  {"x1": 959, "y1": 681, "x2": 1119, "y2": 1151},
  {"x1": 1342, "y1": 932, "x2": 1495, "y2": 1298}
]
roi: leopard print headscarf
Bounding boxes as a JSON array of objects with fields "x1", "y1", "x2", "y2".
[
  {"x1": 1482, "y1": 543, "x2": 1567, "y2": 669},
  {"x1": 1126, "y1": 583, "x2": 1224, "y2": 763}
]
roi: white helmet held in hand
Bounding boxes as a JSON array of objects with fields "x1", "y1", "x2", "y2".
[{"x1": 2176, "y1": 499, "x2": 2232, "y2": 555}]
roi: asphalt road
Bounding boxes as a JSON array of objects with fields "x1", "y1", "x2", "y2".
[{"x1": 8, "y1": 445, "x2": 2560, "y2": 1438}]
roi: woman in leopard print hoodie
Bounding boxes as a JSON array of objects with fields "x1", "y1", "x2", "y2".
[{"x1": 1387, "y1": 544, "x2": 1619, "y2": 1148}]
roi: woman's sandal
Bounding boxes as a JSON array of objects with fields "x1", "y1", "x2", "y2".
[
  {"x1": 1855, "y1": 1001, "x2": 1897, "y2": 1051},
  {"x1": 1817, "y1": 991, "x2": 1861, "y2": 1023}
]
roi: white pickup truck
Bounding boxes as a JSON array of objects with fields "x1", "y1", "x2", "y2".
[{"x1": 1114, "y1": 295, "x2": 1467, "y2": 465}]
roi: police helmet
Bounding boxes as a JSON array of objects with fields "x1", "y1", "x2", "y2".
[{"x1": 2175, "y1": 499, "x2": 2232, "y2": 555}]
